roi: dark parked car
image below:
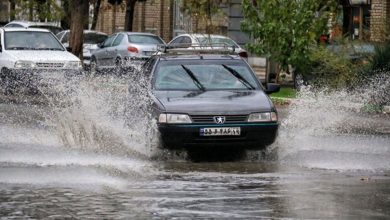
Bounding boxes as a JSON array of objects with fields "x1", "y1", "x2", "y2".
[{"x1": 134, "y1": 49, "x2": 280, "y2": 150}]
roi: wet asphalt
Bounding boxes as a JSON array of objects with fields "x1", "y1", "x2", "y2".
[{"x1": 0, "y1": 90, "x2": 389, "y2": 219}]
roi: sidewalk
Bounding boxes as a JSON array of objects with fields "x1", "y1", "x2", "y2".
[{"x1": 252, "y1": 66, "x2": 294, "y2": 86}]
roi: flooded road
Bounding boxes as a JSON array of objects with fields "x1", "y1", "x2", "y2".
[{"x1": 0, "y1": 77, "x2": 389, "y2": 219}]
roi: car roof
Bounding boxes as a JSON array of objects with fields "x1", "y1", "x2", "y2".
[
  {"x1": 1, "y1": 27, "x2": 51, "y2": 32},
  {"x1": 176, "y1": 33, "x2": 231, "y2": 39},
  {"x1": 123, "y1": 32, "x2": 160, "y2": 36},
  {"x1": 59, "y1": 29, "x2": 108, "y2": 35},
  {"x1": 158, "y1": 54, "x2": 242, "y2": 61},
  {"x1": 5, "y1": 20, "x2": 61, "y2": 27}
]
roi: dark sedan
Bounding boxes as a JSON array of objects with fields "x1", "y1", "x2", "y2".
[{"x1": 136, "y1": 53, "x2": 280, "y2": 150}]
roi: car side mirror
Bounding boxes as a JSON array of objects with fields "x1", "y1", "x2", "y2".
[
  {"x1": 97, "y1": 42, "x2": 103, "y2": 48},
  {"x1": 66, "y1": 47, "x2": 72, "y2": 52},
  {"x1": 265, "y1": 83, "x2": 280, "y2": 94}
]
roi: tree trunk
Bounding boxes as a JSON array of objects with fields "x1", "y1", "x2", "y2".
[
  {"x1": 91, "y1": 0, "x2": 102, "y2": 30},
  {"x1": 124, "y1": 0, "x2": 137, "y2": 31},
  {"x1": 69, "y1": 0, "x2": 89, "y2": 60},
  {"x1": 112, "y1": 3, "x2": 117, "y2": 33}
]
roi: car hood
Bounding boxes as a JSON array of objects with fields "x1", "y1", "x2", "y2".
[
  {"x1": 6, "y1": 50, "x2": 80, "y2": 62},
  {"x1": 153, "y1": 90, "x2": 273, "y2": 115}
]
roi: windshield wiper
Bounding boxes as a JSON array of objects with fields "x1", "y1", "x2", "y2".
[
  {"x1": 6, "y1": 47, "x2": 32, "y2": 50},
  {"x1": 222, "y1": 64, "x2": 255, "y2": 90},
  {"x1": 35, "y1": 48, "x2": 64, "y2": 51},
  {"x1": 181, "y1": 65, "x2": 206, "y2": 91}
]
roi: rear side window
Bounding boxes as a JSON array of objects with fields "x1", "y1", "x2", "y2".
[
  {"x1": 128, "y1": 34, "x2": 164, "y2": 44},
  {"x1": 84, "y1": 33, "x2": 107, "y2": 44},
  {"x1": 5, "y1": 24, "x2": 23, "y2": 27},
  {"x1": 30, "y1": 25, "x2": 63, "y2": 35},
  {"x1": 103, "y1": 34, "x2": 116, "y2": 47},
  {"x1": 112, "y1": 34, "x2": 124, "y2": 46}
]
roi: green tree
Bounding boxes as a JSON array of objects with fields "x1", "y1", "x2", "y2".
[
  {"x1": 10, "y1": 0, "x2": 64, "y2": 22},
  {"x1": 241, "y1": 0, "x2": 337, "y2": 82},
  {"x1": 180, "y1": 0, "x2": 227, "y2": 33}
]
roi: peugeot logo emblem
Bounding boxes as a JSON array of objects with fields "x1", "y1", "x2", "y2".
[{"x1": 214, "y1": 116, "x2": 226, "y2": 124}]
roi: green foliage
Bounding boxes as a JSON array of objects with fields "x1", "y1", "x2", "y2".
[
  {"x1": 270, "y1": 87, "x2": 297, "y2": 99},
  {"x1": 180, "y1": 0, "x2": 227, "y2": 33},
  {"x1": 301, "y1": 46, "x2": 359, "y2": 89},
  {"x1": 241, "y1": 0, "x2": 337, "y2": 73},
  {"x1": 366, "y1": 42, "x2": 390, "y2": 75},
  {"x1": 11, "y1": 0, "x2": 64, "y2": 22}
]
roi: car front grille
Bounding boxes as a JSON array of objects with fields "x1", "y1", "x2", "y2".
[
  {"x1": 190, "y1": 115, "x2": 248, "y2": 124},
  {"x1": 36, "y1": 62, "x2": 65, "y2": 68}
]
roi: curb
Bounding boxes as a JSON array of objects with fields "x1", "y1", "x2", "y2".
[
  {"x1": 384, "y1": 106, "x2": 390, "y2": 114},
  {"x1": 271, "y1": 97, "x2": 390, "y2": 114}
]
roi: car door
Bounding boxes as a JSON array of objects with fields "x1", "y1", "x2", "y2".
[
  {"x1": 106, "y1": 33, "x2": 124, "y2": 67},
  {"x1": 94, "y1": 34, "x2": 116, "y2": 67}
]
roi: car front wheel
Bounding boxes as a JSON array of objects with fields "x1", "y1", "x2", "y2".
[
  {"x1": 89, "y1": 58, "x2": 98, "y2": 77},
  {"x1": 0, "y1": 68, "x2": 15, "y2": 95}
]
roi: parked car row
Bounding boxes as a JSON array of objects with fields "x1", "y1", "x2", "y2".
[{"x1": 2, "y1": 20, "x2": 248, "y2": 74}]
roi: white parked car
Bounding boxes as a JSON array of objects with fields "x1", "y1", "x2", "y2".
[
  {"x1": 0, "y1": 27, "x2": 82, "y2": 94},
  {"x1": 167, "y1": 34, "x2": 248, "y2": 59}
]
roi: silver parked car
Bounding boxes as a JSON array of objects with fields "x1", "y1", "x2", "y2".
[
  {"x1": 56, "y1": 30, "x2": 108, "y2": 68},
  {"x1": 167, "y1": 34, "x2": 248, "y2": 59},
  {"x1": 90, "y1": 32, "x2": 166, "y2": 74}
]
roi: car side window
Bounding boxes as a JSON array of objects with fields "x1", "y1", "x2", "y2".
[
  {"x1": 170, "y1": 37, "x2": 183, "y2": 45},
  {"x1": 6, "y1": 24, "x2": 23, "y2": 27},
  {"x1": 103, "y1": 34, "x2": 116, "y2": 48},
  {"x1": 182, "y1": 37, "x2": 191, "y2": 44},
  {"x1": 61, "y1": 32, "x2": 69, "y2": 43},
  {"x1": 112, "y1": 34, "x2": 123, "y2": 47}
]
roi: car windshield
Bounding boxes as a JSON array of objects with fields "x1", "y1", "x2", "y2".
[
  {"x1": 154, "y1": 60, "x2": 259, "y2": 91},
  {"x1": 5, "y1": 31, "x2": 64, "y2": 51},
  {"x1": 128, "y1": 34, "x2": 164, "y2": 44},
  {"x1": 196, "y1": 36, "x2": 239, "y2": 47},
  {"x1": 84, "y1": 33, "x2": 107, "y2": 44}
]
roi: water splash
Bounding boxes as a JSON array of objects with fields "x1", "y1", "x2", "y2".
[{"x1": 276, "y1": 72, "x2": 390, "y2": 171}]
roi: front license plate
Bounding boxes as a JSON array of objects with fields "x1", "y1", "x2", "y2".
[{"x1": 200, "y1": 127, "x2": 241, "y2": 136}]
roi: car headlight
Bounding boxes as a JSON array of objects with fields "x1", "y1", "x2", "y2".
[
  {"x1": 158, "y1": 113, "x2": 192, "y2": 124},
  {"x1": 65, "y1": 61, "x2": 82, "y2": 69},
  {"x1": 14, "y1": 61, "x2": 36, "y2": 68},
  {"x1": 248, "y1": 112, "x2": 278, "y2": 122}
]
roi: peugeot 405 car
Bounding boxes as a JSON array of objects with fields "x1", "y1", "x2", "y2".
[{"x1": 136, "y1": 48, "x2": 280, "y2": 150}]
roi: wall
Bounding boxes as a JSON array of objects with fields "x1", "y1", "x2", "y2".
[{"x1": 370, "y1": 0, "x2": 390, "y2": 42}]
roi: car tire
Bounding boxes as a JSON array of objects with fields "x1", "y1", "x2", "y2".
[
  {"x1": 115, "y1": 58, "x2": 123, "y2": 76},
  {"x1": 89, "y1": 58, "x2": 98, "y2": 77},
  {"x1": 293, "y1": 72, "x2": 305, "y2": 91},
  {"x1": 0, "y1": 68, "x2": 15, "y2": 95}
]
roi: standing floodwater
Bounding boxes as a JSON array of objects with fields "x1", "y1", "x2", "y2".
[{"x1": 0, "y1": 72, "x2": 389, "y2": 219}]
